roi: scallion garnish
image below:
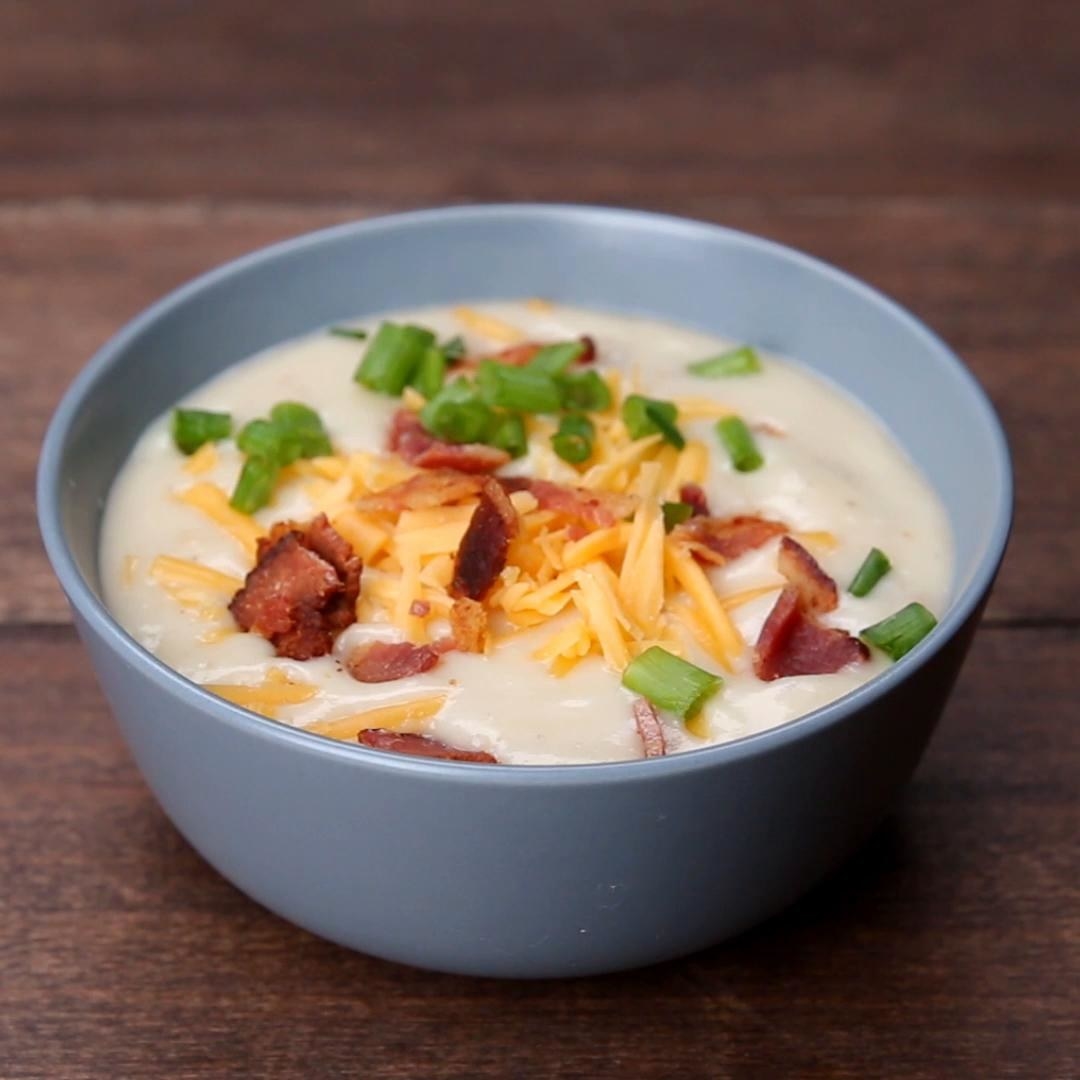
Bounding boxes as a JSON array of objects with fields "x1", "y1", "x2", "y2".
[
  {"x1": 490, "y1": 413, "x2": 528, "y2": 458},
  {"x1": 355, "y1": 322, "x2": 435, "y2": 396},
  {"x1": 644, "y1": 402, "x2": 685, "y2": 449},
  {"x1": 662, "y1": 501, "x2": 694, "y2": 532},
  {"x1": 860, "y1": 603, "x2": 937, "y2": 661},
  {"x1": 688, "y1": 346, "x2": 762, "y2": 378},
  {"x1": 477, "y1": 360, "x2": 562, "y2": 414},
  {"x1": 440, "y1": 335, "x2": 467, "y2": 363},
  {"x1": 849, "y1": 547, "x2": 892, "y2": 597},
  {"x1": 172, "y1": 409, "x2": 232, "y2": 455},
  {"x1": 410, "y1": 345, "x2": 448, "y2": 400},
  {"x1": 551, "y1": 413, "x2": 595, "y2": 464},
  {"x1": 420, "y1": 379, "x2": 495, "y2": 444},
  {"x1": 528, "y1": 340, "x2": 587, "y2": 376},
  {"x1": 270, "y1": 402, "x2": 332, "y2": 458},
  {"x1": 621, "y1": 646, "x2": 722, "y2": 721},
  {"x1": 329, "y1": 326, "x2": 369, "y2": 341},
  {"x1": 230, "y1": 456, "x2": 278, "y2": 514},
  {"x1": 557, "y1": 369, "x2": 611, "y2": 412},
  {"x1": 716, "y1": 415, "x2": 763, "y2": 472},
  {"x1": 237, "y1": 418, "x2": 290, "y2": 463},
  {"x1": 622, "y1": 395, "x2": 680, "y2": 442}
]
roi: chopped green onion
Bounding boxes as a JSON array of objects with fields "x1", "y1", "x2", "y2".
[
  {"x1": 716, "y1": 415, "x2": 763, "y2": 472},
  {"x1": 237, "y1": 418, "x2": 291, "y2": 463},
  {"x1": 490, "y1": 413, "x2": 528, "y2": 458},
  {"x1": 557, "y1": 369, "x2": 611, "y2": 412},
  {"x1": 849, "y1": 547, "x2": 892, "y2": 597},
  {"x1": 230, "y1": 456, "x2": 278, "y2": 514},
  {"x1": 270, "y1": 402, "x2": 332, "y2": 458},
  {"x1": 477, "y1": 360, "x2": 562, "y2": 414},
  {"x1": 644, "y1": 402, "x2": 686, "y2": 449},
  {"x1": 662, "y1": 501, "x2": 694, "y2": 532},
  {"x1": 440, "y1": 335, "x2": 467, "y2": 362},
  {"x1": 355, "y1": 322, "x2": 435, "y2": 396},
  {"x1": 410, "y1": 345, "x2": 448, "y2": 400},
  {"x1": 329, "y1": 326, "x2": 369, "y2": 341},
  {"x1": 420, "y1": 379, "x2": 495, "y2": 444},
  {"x1": 622, "y1": 395, "x2": 679, "y2": 441},
  {"x1": 171, "y1": 409, "x2": 232, "y2": 455},
  {"x1": 688, "y1": 345, "x2": 762, "y2": 378},
  {"x1": 528, "y1": 340, "x2": 587, "y2": 376},
  {"x1": 551, "y1": 413, "x2": 595, "y2": 464},
  {"x1": 622, "y1": 646, "x2": 722, "y2": 721},
  {"x1": 861, "y1": 603, "x2": 937, "y2": 661}
]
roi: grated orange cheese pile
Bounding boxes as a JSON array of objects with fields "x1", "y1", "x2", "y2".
[{"x1": 163, "y1": 358, "x2": 800, "y2": 686}]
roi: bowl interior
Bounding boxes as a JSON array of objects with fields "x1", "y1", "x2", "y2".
[{"x1": 44, "y1": 205, "x2": 1010, "y2": 644}]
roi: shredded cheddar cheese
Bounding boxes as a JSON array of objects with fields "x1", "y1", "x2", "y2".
[
  {"x1": 205, "y1": 668, "x2": 318, "y2": 719},
  {"x1": 176, "y1": 482, "x2": 265, "y2": 556},
  {"x1": 452, "y1": 306, "x2": 524, "y2": 343},
  {"x1": 182, "y1": 441, "x2": 219, "y2": 476},
  {"x1": 305, "y1": 694, "x2": 448, "y2": 741}
]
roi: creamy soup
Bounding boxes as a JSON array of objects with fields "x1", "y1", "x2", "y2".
[{"x1": 101, "y1": 302, "x2": 952, "y2": 764}]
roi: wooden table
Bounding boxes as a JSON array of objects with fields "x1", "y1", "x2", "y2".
[{"x1": 3, "y1": 3, "x2": 1077, "y2": 1076}]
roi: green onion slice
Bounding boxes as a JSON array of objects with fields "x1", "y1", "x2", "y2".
[
  {"x1": 490, "y1": 413, "x2": 528, "y2": 458},
  {"x1": 551, "y1": 413, "x2": 595, "y2": 464},
  {"x1": 644, "y1": 402, "x2": 686, "y2": 449},
  {"x1": 172, "y1": 409, "x2": 232, "y2": 456},
  {"x1": 849, "y1": 547, "x2": 892, "y2": 597},
  {"x1": 621, "y1": 646, "x2": 723, "y2": 721},
  {"x1": 269, "y1": 402, "x2": 332, "y2": 458},
  {"x1": 557, "y1": 369, "x2": 611, "y2": 412},
  {"x1": 329, "y1": 326, "x2": 369, "y2": 341},
  {"x1": 662, "y1": 501, "x2": 694, "y2": 532},
  {"x1": 420, "y1": 379, "x2": 495, "y2": 444},
  {"x1": 716, "y1": 415, "x2": 763, "y2": 472},
  {"x1": 528, "y1": 340, "x2": 587, "y2": 376},
  {"x1": 440, "y1": 335, "x2": 467, "y2": 362},
  {"x1": 622, "y1": 395, "x2": 680, "y2": 442},
  {"x1": 410, "y1": 345, "x2": 448, "y2": 400},
  {"x1": 355, "y1": 322, "x2": 435, "y2": 396},
  {"x1": 477, "y1": 360, "x2": 562, "y2": 414},
  {"x1": 230, "y1": 456, "x2": 279, "y2": 514},
  {"x1": 860, "y1": 603, "x2": 937, "y2": 661},
  {"x1": 688, "y1": 345, "x2": 762, "y2": 378}
]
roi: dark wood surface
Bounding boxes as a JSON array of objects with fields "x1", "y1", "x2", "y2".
[{"x1": 2, "y1": 3, "x2": 1077, "y2": 1077}]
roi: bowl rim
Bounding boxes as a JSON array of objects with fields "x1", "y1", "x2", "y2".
[{"x1": 37, "y1": 202, "x2": 1013, "y2": 787}]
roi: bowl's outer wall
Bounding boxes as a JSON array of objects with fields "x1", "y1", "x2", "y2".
[
  {"x1": 43, "y1": 206, "x2": 1011, "y2": 977},
  {"x1": 73, "y1": 603, "x2": 981, "y2": 978}
]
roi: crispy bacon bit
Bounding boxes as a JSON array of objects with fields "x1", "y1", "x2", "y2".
[
  {"x1": 678, "y1": 483, "x2": 711, "y2": 517},
  {"x1": 777, "y1": 536, "x2": 838, "y2": 614},
  {"x1": 358, "y1": 729, "x2": 498, "y2": 763},
  {"x1": 388, "y1": 409, "x2": 509, "y2": 474},
  {"x1": 633, "y1": 698, "x2": 667, "y2": 759},
  {"x1": 753, "y1": 586, "x2": 869, "y2": 681},
  {"x1": 357, "y1": 470, "x2": 483, "y2": 515},
  {"x1": 672, "y1": 514, "x2": 786, "y2": 565},
  {"x1": 754, "y1": 420, "x2": 787, "y2": 438},
  {"x1": 452, "y1": 479, "x2": 518, "y2": 601},
  {"x1": 450, "y1": 597, "x2": 488, "y2": 653},
  {"x1": 229, "y1": 515, "x2": 362, "y2": 660},
  {"x1": 577, "y1": 335, "x2": 597, "y2": 364},
  {"x1": 409, "y1": 599, "x2": 431, "y2": 618},
  {"x1": 346, "y1": 640, "x2": 441, "y2": 683},
  {"x1": 501, "y1": 478, "x2": 638, "y2": 529}
]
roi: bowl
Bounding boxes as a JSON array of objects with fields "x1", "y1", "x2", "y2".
[{"x1": 38, "y1": 204, "x2": 1011, "y2": 978}]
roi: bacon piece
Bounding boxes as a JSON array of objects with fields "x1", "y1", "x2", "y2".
[
  {"x1": 671, "y1": 514, "x2": 786, "y2": 565},
  {"x1": 388, "y1": 409, "x2": 509, "y2": 474},
  {"x1": 678, "y1": 483, "x2": 711, "y2": 517},
  {"x1": 229, "y1": 515, "x2": 361, "y2": 660},
  {"x1": 577, "y1": 335, "x2": 597, "y2": 364},
  {"x1": 753, "y1": 586, "x2": 869, "y2": 681},
  {"x1": 357, "y1": 470, "x2": 484, "y2": 515},
  {"x1": 633, "y1": 698, "x2": 667, "y2": 759},
  {"x1": 451, "y1": 480, "x2": 519, "y2": 601},
  {"x1": 358, "y1": 729, "x2": 498, "y2": 763},
  {"x1": 502, "y1": 478, "x2": 638, "y2": 529},
  {"x1": 346, "y1": 640, "x2": 441, "y2": 683},
  {"x1": 450, "y1": 597, "x2": 488, "y2": 653},
  {"x1": 777, "y1": 536, "x2": 838, "y2": 614}
]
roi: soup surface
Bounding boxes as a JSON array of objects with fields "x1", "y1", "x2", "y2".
[{"x1": 101, "y1": 301, "x2": 952, "y2": 764}]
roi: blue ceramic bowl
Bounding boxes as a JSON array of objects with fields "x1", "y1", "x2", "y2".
[{"x1": 38, "y1": 205, "x2": 1011, "y2": 977}]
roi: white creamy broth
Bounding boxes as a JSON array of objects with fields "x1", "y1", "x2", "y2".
[{"x1": 101, "y1": 301, "x2": 952, "y2": 764}]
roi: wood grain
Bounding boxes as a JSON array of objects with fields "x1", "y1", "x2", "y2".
[
  {"x1": 1, "y1": 626, "x2": 1075, "y2": 1079},
  {"x1": 2, "y1": 2, "x2": 1078, "y2": 1076},
  {"x1": 4, "y1": 200, "x2": 1077, "y2": 624}
]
